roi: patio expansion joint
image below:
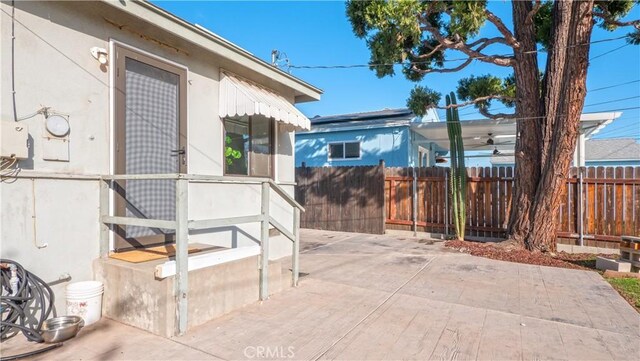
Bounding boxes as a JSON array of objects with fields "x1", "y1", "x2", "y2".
[
  {"x1": 308, "y1": 256, "x2": 438, "y2": 361},
  {"x1": 300, "y1": 236, "x2": 358, "y2": 254},
  {"x1": 302, "y1": 256, "x2": 439, "y2": 295},
  {"x1": 471, "y1": 309, "x2": 489, "y2": 361},
  {"x1": 538, "y1": 265, "x2": 556, "y2": 314},
  {"x1": 394, "y1": 286, "x2": 638, "y2": 339},
  {"x1": 167, "y1": 335, "x2": 229, "y2": 360}
]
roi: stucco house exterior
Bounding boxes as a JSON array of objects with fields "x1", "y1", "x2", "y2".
[
  {"x1": 295, "y1": 108, "x2": 446, "y2": 167},
  {"x1": 1, "y1": 0, "x2": 320, "y2": 336}
]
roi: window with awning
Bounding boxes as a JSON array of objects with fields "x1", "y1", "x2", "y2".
[
  {"x1": 219, "y1": 71, "x2": 311, "y2": 132},
  {"x1": 223, "y1": 115, "x2": 273, "y2": 178}
]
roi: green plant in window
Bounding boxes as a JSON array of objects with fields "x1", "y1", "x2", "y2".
[{"x1": 225, "y1": 135, "x2": 242, "y2": 165}]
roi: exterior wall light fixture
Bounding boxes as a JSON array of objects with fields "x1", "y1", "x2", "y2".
[{"x1": 90, "y1": 47, "x2": 108, "y2": 65}]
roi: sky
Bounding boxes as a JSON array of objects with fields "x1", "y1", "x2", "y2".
[{"x1": 153, "y1": 1, "x2": 640, "y2": 143}]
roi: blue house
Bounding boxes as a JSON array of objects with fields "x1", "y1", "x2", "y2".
[
  {"x1": 295, "y1": 108, "x2": 445, "y2": 167},
  {"x1": 296, "y1": 109, "x2": 624, "y2": 168}
]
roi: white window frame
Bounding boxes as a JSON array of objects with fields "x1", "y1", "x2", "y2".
[
  {"x1": 327, "y1": 141, "x2": 362, "y2": 161},
  {"x1": 418, "y1": 146, "x2": 429, "y2": 167},
  {"x1": 222, "y1": 116, "x2": 275, "y2": 178}
]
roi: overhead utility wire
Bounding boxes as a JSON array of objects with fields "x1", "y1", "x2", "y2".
[
  {"x1": 594, "y1": 123, "x2": 640, "y2": 137},
  {"x1": 458, "y1": 80, "x2": 640, "y2": 116},
  {"x1": 289, "y1": 35, "x2": 628, "y2": 69},
  {"x1": 4, "y1": 7, "x2": 636, "y2": 127},
  {"x1": 596, "y1": 131, "x2": 640, "y2": 139},
  {"x1": 455, "y1": 96, "x2": 640, "y2": 119},
  {"x1": 441, "y1": 106, "x2": 640, "y2": 123},
  {"x1": 589, "y1": 43, "x2": 631, "y2": 60},
  {"x1": 588, "y1": 80, "x2": 640, "y2": 92},
  {"x1": 583, "y1": 95, "x2": 640, "y2": 108}
]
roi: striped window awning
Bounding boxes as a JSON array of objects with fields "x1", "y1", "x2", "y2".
[{"x1": 219, "y1": 71, "x2": 311, "y2": 131}]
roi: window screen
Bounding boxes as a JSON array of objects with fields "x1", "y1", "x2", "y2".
[
  {"x1": 344, "y1": 142, "x2": 360, "y2": 158},
  {"x1": 224, "y1": 116, "x2": 273, "y2": 177},
  {"x1": 124, "y1": 57, "x2": 179, "y2": 238},
  {"x1": 250, "y1": 118, "x2": 272, "y2": 177},
  {"x1": 224, "y1": 117, "x2": 249, "y2": 176},
  {"x1": 328, "y1": 143, "x2": 344, "y2": 159},
  {"x1": 328, "y1": 141, "x2": 360, "y2": 160}
]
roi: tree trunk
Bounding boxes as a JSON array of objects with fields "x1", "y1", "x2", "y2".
[
  {"x1": 508, "y1": 0, "x2": 595, "y2": 251},
  {"x1": 525, "y1": 0, "x2": 595, "y2": 251},
  {"x1": 508, "y1": 1, "x2": 543, "y2": 245}
]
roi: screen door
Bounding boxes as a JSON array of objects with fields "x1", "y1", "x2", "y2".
[{"x1": 113, "y1": 45, "x2": 187, "y2": 251}]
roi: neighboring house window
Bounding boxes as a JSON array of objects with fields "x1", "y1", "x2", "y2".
[
  {"x1": 418, "y1": 147, "x2": 429, "y2": 167},
  {"x1": 328, "y1": 142, "x2": 360, "y2": 160},
  {"x1": 224, "y1": 116, "x2": 273, "y2": 177}
]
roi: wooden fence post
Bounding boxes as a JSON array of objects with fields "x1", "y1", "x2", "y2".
[
  {"x1": 380, "y1": 160, "x2": 386, "y2": 234},
  {"x1": 577, "y1": 167, "x2": 584, "y2": 246},
  {"x1": 412, "y1": 167, "x2": 417, "y2": 236}
]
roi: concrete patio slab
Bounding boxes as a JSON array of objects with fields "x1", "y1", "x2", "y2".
[{"x1": 6, "y1": 229, "x2": 638, "y2": 360}]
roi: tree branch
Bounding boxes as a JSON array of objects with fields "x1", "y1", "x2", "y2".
[
  {"x1": 466, "y1": 36, "x2": 510, "y2": 48},
  {"x1": 593, "y1": 10, "x2": 640, "y2": 30},
  {"x1": 437, "y1": 95, "x2": 516, "y2": 109},
  {"x1": 478, "y1": 107, "x2": 516, "y2": 120},
  {"x1": 410, "y1": 58, "x2": 474, "y2": 74},
  {"x1": 410, "y1": 36, "x2": 507, "y2": 61},
  {"x1": 420, "y1": 23, "x2": 515, "y2": 66},
  {"x1": 484, "y1": 9, "x2": 520, "y2": 48},
  {"x1": 409, "y1": 43, "x2": 445, "y2": 59},
  {"x1": 525, "y1": 0, "x2": 542, "y2": 26}
]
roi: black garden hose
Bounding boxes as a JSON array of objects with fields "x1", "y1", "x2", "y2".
[
  {"x1": 0, "y1": 259, "x2": 55, "y2": 343},
  {"x1": 0, "y1": 343, "x2": 62, "y2": 361}
]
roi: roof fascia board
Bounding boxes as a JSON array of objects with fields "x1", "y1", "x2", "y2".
[
  {"x1": 412, "y1": 112, "x2": 621, "y2": 130},
  {"x1": 103, "y1": 0, "x2": 322, "y2": 102},
  {"x1": 299, "y1": 123, "x2": 409, "y2": 135},
  {"x1": 312, "y1": 110, "x2": 414, "y2": 123}
]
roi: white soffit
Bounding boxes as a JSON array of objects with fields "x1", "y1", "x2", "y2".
[
  {"x1": 411, "y1": 112, "x2": 622, "y2": 150},
  {"x1": 219, "y1": 72, "x2": 311, "y2": 131}
]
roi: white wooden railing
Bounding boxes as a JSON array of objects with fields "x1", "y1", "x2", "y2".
[{"x1": 98, "y1": 173, "x2": 303, "y2": 336}]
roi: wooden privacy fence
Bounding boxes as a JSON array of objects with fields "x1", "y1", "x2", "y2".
[
  {"x1": 385, "y1": 167, "x2": 512, "y2": 237},
  {"x1": 385, "y1": 166, "x2": 640, "y2": 247},
  {"x1": 294, "y1": 164, "x2": 640, "y2": 246},
  {"x1": 295, "y1": 163, "x2": 385, "y2": 234}
]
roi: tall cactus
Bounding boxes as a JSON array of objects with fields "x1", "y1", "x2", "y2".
[{"x1": 445, "y1": 92, "x2": 467, "y2": 240}]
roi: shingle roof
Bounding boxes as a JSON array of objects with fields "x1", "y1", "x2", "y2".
[
  {"x1": 585, "y1": 138, "x2": 640, "y2": 160},
  {"x1": 311, "y1": 108, "x2": 415, "y2": 125}
]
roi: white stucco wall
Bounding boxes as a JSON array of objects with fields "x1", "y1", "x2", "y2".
[{"x1": 0, "y1": 1, "x2": 304, "y2": 312}]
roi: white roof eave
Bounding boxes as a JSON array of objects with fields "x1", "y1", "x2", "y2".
[
  {"x1": 103, "y1": 0, "x2": 322, "y2": 103},
  {"x1": 411, "y1": 112, "x2": 622, "y2": 151}
]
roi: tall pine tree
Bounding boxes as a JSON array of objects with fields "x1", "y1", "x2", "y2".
[{"x1": 347, "y1": 0, "x2": 639, "y2": 251}]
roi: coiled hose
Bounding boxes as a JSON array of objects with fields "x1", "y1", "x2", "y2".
[{"x1": 1, "y1": 259, "x2": 55, "y2": 343}]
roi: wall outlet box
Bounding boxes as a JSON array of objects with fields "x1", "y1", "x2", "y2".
[{"x1": 1, "y1": 121, "x2": 29, "y2": 159}]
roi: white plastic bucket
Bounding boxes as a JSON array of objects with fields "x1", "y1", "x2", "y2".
[{"x1": 66, "y1": 281, "x2": 104, "y2": 326}]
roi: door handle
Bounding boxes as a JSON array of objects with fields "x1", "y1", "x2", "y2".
[{"x1": 170, "y1": 147, "x2": 186, "y2": 166}]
